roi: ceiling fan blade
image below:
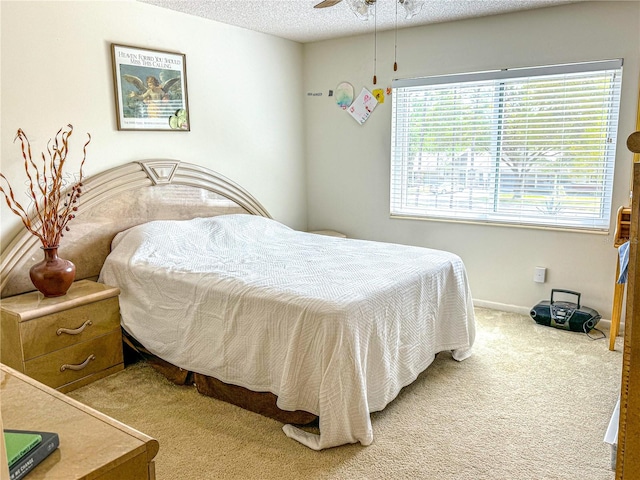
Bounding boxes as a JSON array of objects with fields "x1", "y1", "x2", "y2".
[{"x1": 314, "y1": 0, "x2": 343, "y2": 8}]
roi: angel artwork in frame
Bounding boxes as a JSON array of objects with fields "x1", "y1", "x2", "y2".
[{"x1": 111, "y1": 44, "x2": 190, "y2": 131}]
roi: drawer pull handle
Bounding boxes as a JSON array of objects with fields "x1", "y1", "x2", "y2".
[
  {"x1": 60, "y1": 354, "x2": 95, "y2": 372},
  {"x1": 57, "y1": 320, "x2": 92, "y2": 336}
]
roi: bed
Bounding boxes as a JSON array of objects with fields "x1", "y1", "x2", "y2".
[{"x1": 0, "y1": 160, "x2": 476, "y2": 450}]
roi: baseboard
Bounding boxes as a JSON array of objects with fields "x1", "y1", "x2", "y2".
[
  {"x1": 472, "y1": 298, "x2": 618, "y2": 331},
  {"x1": 472, "y1": 299, "x2": 531, "y2": 316}
]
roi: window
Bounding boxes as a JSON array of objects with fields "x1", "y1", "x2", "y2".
[{"x1": 390, "y1": 60, "x2": 623, "y2": 231}]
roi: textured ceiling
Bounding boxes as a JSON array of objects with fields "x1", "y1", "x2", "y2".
[{"x1": 137, "y1": 0, "x2": 579, "y2": 43}]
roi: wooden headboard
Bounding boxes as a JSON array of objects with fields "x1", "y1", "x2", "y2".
[{"x1": 0, "y1": 160, "x2": 271, "y2": 298}]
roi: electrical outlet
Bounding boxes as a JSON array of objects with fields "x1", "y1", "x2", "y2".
[{"x1": 534, "y1": 267, "x2": 546, "y2": 283}]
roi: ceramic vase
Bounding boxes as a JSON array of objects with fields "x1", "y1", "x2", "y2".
[{"x1": 29, "y1": 246, "x2": 76, "y2": 297}]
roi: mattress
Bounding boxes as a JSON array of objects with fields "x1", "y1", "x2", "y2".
[{"x1": 99, "y1": 214, "x2": 476, "y2": 450}]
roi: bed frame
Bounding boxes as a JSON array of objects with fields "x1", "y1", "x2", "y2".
[
  {"x1": 1, "y1": 160, "x2": 270, "y2": 298},
  {"x1": 1, "y1": 160, "x2": 316, "y2": 425}
]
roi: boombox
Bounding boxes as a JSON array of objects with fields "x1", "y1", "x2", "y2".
[{"x1": 530, "y1": 289, "x2": 601, "y2": 333}]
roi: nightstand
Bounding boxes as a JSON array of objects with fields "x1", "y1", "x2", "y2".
[
  {"x1": 1, "y1": 280, "x2": 124, "y2": 393},
  {"x1": 309, "y1": 230, "x2": 347, "y2": 238}
]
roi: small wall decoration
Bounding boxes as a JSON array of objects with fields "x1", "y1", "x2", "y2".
[
  {"x1": 372, "y1": 88, "x2": 385, "y2": 104},
  {"x1": 335, "y1": 82, "x2": 355, "y2": 110},
  {"x1": 348, "y1": 88, "x2": 378, "y2": 125},
  {"x1": 111, "y1": 44, "x2": 190, "y2": 131}
]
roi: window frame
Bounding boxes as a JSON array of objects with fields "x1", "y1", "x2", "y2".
[{"x1": 390, "y1": 59, "x2": 624, "y2": 232}]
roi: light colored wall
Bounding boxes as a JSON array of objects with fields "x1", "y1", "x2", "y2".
[
  {"x1": 0, "y1": 0, "x2": 307, "y2": 246},
  {"x1": 303, "y1": 1, "x2": 640, "y2": 317},
  {"x1": 2, "y1": 1, "x2": 638, "y2": 319}
]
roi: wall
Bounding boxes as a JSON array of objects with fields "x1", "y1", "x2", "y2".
[
  {"x1": 0, "y1": 0, "x2": 307, "y2": 246},
  {"x1": 303, "y1": 1, "x2": 640, "y2": 317},
  {"x1": 2, "y1": 1, "x2": 639, "y2": 319}
]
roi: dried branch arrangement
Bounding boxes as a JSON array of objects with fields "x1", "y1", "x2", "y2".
[{"x1": 0, "y1": 125, "x2": 92, "y2": 248}]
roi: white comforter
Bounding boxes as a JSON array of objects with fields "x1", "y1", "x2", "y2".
[{"x1": 99, "y1": 214, "x2": 476, "y2": 450}]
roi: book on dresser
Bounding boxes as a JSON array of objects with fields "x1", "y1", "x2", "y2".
[
  {"x1": 4, "y1": 431, "x2": 41, "y2": 468},
  {"x1": 4, "y1": 430, "x2": 59, "y2": 480}
]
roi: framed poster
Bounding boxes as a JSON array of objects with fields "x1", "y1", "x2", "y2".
[{"x1": 111, "y1": 44, "x2": 190, "y2": 131}]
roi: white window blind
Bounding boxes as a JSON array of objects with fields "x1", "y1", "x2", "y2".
[{"x1": 390, "y1": 59, "x2": 623, "y2": 231}]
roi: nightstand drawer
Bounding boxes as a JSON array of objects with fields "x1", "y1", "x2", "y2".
[
  {"x1": 20, "y1": 297, "x2": 120, "y2": 360},
  {"x1": 24, "y1": 329, "x2": 124, "y2": 389}
]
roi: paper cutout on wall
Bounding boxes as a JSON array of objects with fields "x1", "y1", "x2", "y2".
[
  {"x1": 372, "y1": 89, "x2": 384, "y2": 104},
  {"x1": 335, "y1": 82, "x2": 354, "y2": 110},
  {"x1": 348, "y1": 88, "x2": 378, "y2": 125}
]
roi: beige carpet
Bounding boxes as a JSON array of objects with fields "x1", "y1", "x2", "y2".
[{"x1": 69, "y1": 308, "x2": 622, "y2": 479}]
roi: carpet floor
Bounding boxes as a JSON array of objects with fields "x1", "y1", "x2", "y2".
[{"x1": 69, "y1": 308, "x2": 622, "y2": 479}]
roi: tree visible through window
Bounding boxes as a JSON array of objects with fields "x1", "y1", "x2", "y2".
[{"x1": 390, "y1": 60, "x2": 623, "y2": 231}]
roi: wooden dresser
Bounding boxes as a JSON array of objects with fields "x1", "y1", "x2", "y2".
[
  {"x1": 1, "y1": 363, "x2": 159, "y2": 479},
  {"x1": 616, "y1": 147, "x2": 640, "y2": 478},
  {"x1": 0, "y1": 280, "x2": 124, "y2": 392}
]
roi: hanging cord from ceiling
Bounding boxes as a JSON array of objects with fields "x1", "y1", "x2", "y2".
[
  {"x1": 394, "y1": 0, "x2": 398, "y2": 72},
  {"x1": 373, "y1": 1, "x2": 377, "y2": 85}
]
